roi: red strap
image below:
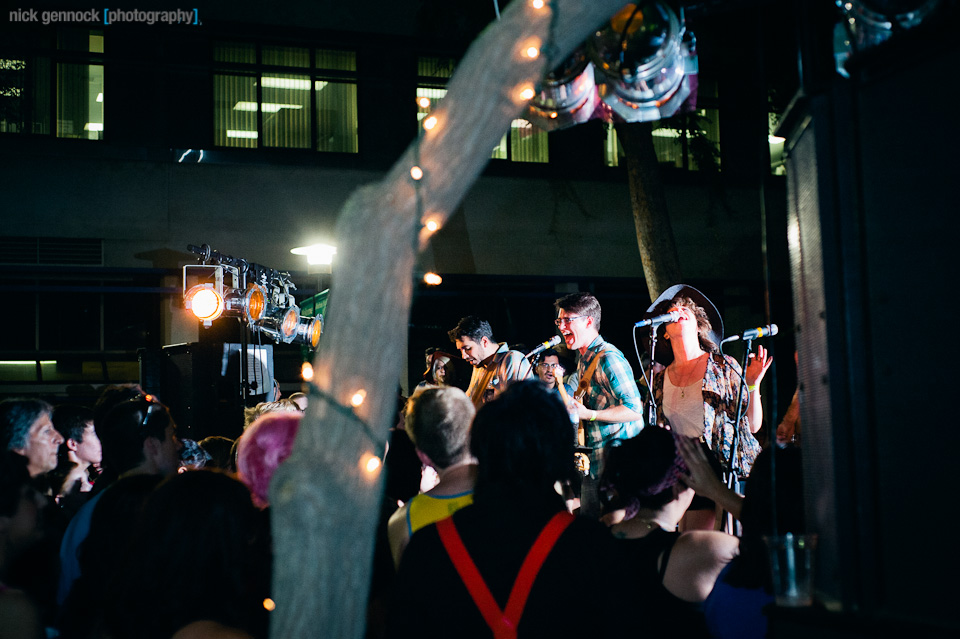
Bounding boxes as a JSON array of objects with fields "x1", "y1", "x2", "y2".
[{"x1": 436, "y1": 512, "x2": 575, "y2": 639}]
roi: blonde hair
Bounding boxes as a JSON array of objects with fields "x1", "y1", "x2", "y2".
[{"x1": 243, "y1": 399, "x2": 301, "y2": 430}]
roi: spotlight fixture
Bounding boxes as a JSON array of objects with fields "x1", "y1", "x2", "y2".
[
  {"x1": 224, "y1": 284, "x2": 267, "y2": 324},
  {"x1": 837, "y1": 0, "x2": 940, "y2": 52},
  {"x1": 257, "y1": 302, "x2": 301, "y2": 344},
  {"x1": 525, "y1": 47, "x2": 599, "y2": 132},
  {"x1": 292, "y1": 314, "x2": 323, "y2": 348},
  {"x1": 588, "y1": 2, "x2": 695, "y2": 123},
  {"x1": 184, "y1": 284, "x2": 225, "y2": 325}
]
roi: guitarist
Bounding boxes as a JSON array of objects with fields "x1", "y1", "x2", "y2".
[
  {"x1": 555, "y1": 293, "x2": 644, "y2": 519},
  {"x1": 448, "y1": 315, "x2": 533, "y2": 409}
]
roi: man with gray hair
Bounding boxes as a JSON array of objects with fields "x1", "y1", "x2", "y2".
[
  {"x1": 387, "y1": 385, "x2": 476, "y2": 568},
  {"x1": 0, "y1": 398, "x2": 64, "y2": 478}
]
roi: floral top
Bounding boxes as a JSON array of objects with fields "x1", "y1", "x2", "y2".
[{"x1": 653, "y1": 353, "x2": 761, "y2": 476}]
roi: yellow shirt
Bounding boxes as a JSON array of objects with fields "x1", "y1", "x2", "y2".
[{"x1": 406, "y1": 490, "x2": 474, "y2": 535}]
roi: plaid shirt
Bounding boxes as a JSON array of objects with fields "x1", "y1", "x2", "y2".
[{"x1": 564, "y1": 335, "x2": 644, "y2": 476}]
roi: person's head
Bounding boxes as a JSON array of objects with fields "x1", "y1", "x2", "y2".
[
  {"x1": 93, "y1": 384, "x2": 144, "y2": 431},
  {"x1": 536, "y1": 350, "x2": 563, "y2": 386},
  {"x1": 600, "y1": 427, "x2": 694, "y2": 514},
  {"x1": 236, "y1": 412, "x2": 301, "y2": 507},
  {"x1": 663, "y1": 295, "x2": 718, "y2": 352},
  {"x1": 243, "y1": 399, "x2": 301, "y2": 430},
  {"x1": 0, "y1": 398, "x2": 63, "y2": 477},
  {"x1": 554, "y1": 292, "x2": 601, "y2": 351},
  {"x1": 404, "y1": 386, "x2": 475, "y2": 470},
  {"x1": 100, "y1": 394, "x2": 181, "y2": 477},
  {"x1": 448, "y1": 316, "x2": 499, "y2": 366},
  {"x1": 198, "y1": 436, "x2": 237, "y2": 471},
  {"x1": 287, "y1": 392, "x2": 308, "y2": 411},
  {"x1": 105, "y1": 469, "x2": 269, "y2": 639},
  {"x1": 470, "y1": 380, "x2": 575, "y2": 496},
  {"x1": 53, "y1": 404, "x2": 102, "y2": 468}
]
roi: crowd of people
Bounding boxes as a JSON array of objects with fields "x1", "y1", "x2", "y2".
[{"x1": 0, "y1": 284, "x2": 805, "y2": 639}]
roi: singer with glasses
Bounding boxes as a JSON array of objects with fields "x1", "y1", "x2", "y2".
[
  {"x1": 640, "y1": 284, "x2": 771, "y2": 531},
  {"x1": 555, "y1": 292, "x2": 644, "y2": 520}
]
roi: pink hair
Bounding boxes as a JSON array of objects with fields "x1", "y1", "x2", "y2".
[{"x1": 236, "y1": 412, "x2": 301, "y2": 507}]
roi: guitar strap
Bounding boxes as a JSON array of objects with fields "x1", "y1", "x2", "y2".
[
  {"x1": 575, "y1": 351, "x2": 602, "y2": 401},
  {"x1": 437, "y1": 512, "x2": 575, "y2": 639}
]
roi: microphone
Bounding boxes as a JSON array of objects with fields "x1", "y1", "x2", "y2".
[
  {"x1": 525, "y1": 335, "x2": 561, "y2": 358},
  {"x1": 635, "y1": 310, "x2": 680, "y2": 328},
  {"x1": 723, "y1": 324, "x2": 779, "y2": 344}
]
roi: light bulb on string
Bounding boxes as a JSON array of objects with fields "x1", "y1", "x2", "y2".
[
  {"x1": 410, "y1": 166, "x2": 424, "y2": 181},
  {"x1": 351, "y1": 389, "x2": 367, "y2": 407},
  {"x1": 423, "y1": 115, "x2": 438, "y2": 131}
]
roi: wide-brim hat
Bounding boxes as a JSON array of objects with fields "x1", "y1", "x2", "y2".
[
  {"x1": 422, "y1": 350, "x2": 454, "y2": 378},
  {"x1": 640, "y1": 284, "x2": 723, "y2": 366}
]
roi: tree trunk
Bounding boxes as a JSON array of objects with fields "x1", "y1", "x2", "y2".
[
  {"x1": 616, "y1": 121, "x2": 682, "y2": 303},
  {"x1": 268, "y1": 2, "x2": 627, "y2": 637}
]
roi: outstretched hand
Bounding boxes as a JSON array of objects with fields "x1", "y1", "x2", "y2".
[
  {"x1": 676, "y1": 436, "x2": 725, "y2": 502},
  {"x1": 744, "y1": 345, "x2": 773, "y2": 388}
]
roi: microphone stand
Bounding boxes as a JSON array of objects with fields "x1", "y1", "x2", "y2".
[
  {"x1": 723, "y1": 336, "x2": 754, "y2": 535},
  {"x1": 643, "y1": 326, "x2": 659, "y2": 427}
]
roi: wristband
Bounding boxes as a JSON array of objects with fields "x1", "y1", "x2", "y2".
[
  {"x1": 589, "y1": 411, "x2": 598, "y2": 422},
  {"x1": 747, "y1": 384, "x2": 758, "y2": 393}
]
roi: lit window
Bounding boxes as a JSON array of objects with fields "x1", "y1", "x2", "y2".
[
  {"x1": 604, "y1": 108, "x2": 721, "y2": 171},
  {"x1": 0, "y1": 28, "x2": 102, "y2": 138},
  {"x1": 213, "y1": 43, "x2": 357, "y2": 153}
]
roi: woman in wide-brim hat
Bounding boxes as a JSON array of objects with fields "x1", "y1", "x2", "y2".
[{"x1": 641, "y1": 284, "x2": 771, "y2": 529}]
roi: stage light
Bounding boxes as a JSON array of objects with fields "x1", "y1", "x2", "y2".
[
  {"x1": 588, "y1": 2, "x2": 694, "y2": 123},
  {"x1": 184, "y1": 284, "x2": 224, "y2": 325},
  {"x1": 838, "y1": 0, "x2": 941, "y2": 52},
  {"x1": 223, "y1": 284, "x2": 267, "y2": 324},
  {"x1": 256, "y1": 303, "x2": 301, "y2": 344},
  {"x1": 525, "y1": 47, "x2": 599, "y2": 131},
  {"x1": 292, "y1": 314, "x2": 323, "y2": 348}
]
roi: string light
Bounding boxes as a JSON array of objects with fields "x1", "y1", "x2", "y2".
[
  {"x1": 417, "y1": 96, "x2": 431, "y2": 108},
  {"x1": 360, "y1": 452, "x2": 381, "y2": 474},
  {"x1": 514, "y1": 83, "x2": 537, "y2": 103},
  {"x1": 410, "y1": 166, "x2": 423, "y2": 180},
  {"x1": 350, "y1": 389, "x2": 367, "y2": 407},
  {"x1": 520, "y1": 36, "x2": 542, "y2": 60},
  {"x1": 423, "y1": 115, "x2": 438, "y2": 130},
  {"x1": 531, "y1": 0, "x2": 545, "y2": 9},
  {"x1": 423, "y1": 272, "x2": 443, "y2": 286},
  {"x1": 301, "y1": 361, "x2": 314, "y2": 381},
  {"x1": 263, "y1": 598, "x2": 276, "y2": 612},
  {"x1": 424, "y1": 217, "x2": 441, "y2": 232}
]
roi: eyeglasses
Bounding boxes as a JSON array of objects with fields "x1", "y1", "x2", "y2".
[
  {"x1": 537, "y1": 363, "x2": 561, "y2": 370},
  {"x1": 554, "y1": 315, "x2": 586, "y2": 327}
]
